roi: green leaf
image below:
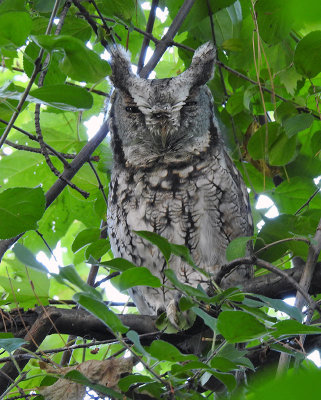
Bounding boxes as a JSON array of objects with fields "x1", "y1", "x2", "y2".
[
  {"x1": 72, "y1": 228, "x2": 101, "y2": 253},
  {"x1": 99, "y1": 258, "x2": 138, "y2": 272},
  {"x1": 58, "y1": 265, "x2": 102, "y2": 300},
  {"x1": 225, "y1": 236, "x2": 252, "y2": 261},
  {"x1": 294, "y1": 31, "x2": 321, "y2": 78},
  {"x1": 12, "y1": 243, "x2": 47, "y2": 273},
  {"x1": 226, "y1": 91, "x2": 244, "y2": 116},
  {"x1": 247, "y1": 122, "x2": 297, "y2": 166},
  {"x1": 272, "y1": 320, "x2": 321, "y2": 337},
  {"x1": 217, "y1": 311, "x2": 268, "y2": 343},
  {"x1": 74, "y1": 292, "x2": 128, "y2": 334},
  {"x1": 85, "y1": 239, "x2": 110, "y2": 260},
  {"x1": 165, "y1": 269, "x2": 210, "y2": 301},
  {"x1": 0, "y1": 267, "x2": 50, "y2": 308},
  {"x1": 192, "y1": 307, "x2": 218, "y2": 333},
  {"x1": 29, "y1": 85, "x2": 93, "y2": 111},
  {"x1": 0, "y1": 187, "x2": 45, "y2": 239},
  {"x1": 253, "y1": 294, "x2": 303, "y2": 322},
  {"x1": 210, "y1": 356, "x2": 238, "y2": 372},
  {"x1": 169, "y1": 242, "x2": 198, "y2": 270},
  {"x1": 111, "y1": 267, "x2": 161, "y2": 292},
  {"x1": 63, "y1": 370, "x2": 123, "y2": 399},
  {"x1": 255, "y1": 0, "x2": 291, "y2": 44},
  {"x1": 0, "y1": 11, "x2": 32, "y2": 48},
  {"x1": 0, "y1": 336, "x2": 27, "y2": 353},
  {"x1": 271, "y1": 177, "x2": 321, "y2": 214},
  {"x1": 126, "y1": 330, "x2": 151, "y2": 359},
  {"x1": 209, "y1": 371, "x2": 236, "y2": 392},
  {"x1": 148, "y1": 340, "x2": 197, "y2": 362},
  {"x1": 31, "y1": 34, "x2": 111, "y2": 82},
  {"x1": 118, "y1": 374, "x2": 154, "y2": 392},
  {"x1": 283, "y1": 114, "x2": 314, "y2": 137},
  {"x1": 134, "y1": 230, "x2": 171, "y2": 263}
]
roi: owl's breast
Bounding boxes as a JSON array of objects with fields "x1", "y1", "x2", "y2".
[{"x1": 107, "y1": 149, "x2": 249, "y2": 276}]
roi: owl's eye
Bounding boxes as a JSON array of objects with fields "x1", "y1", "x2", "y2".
[
  {"x1": 184, "y1": 101, "x2": 197, "y2": 106},
  {"x1": 125, "y1": 106, "x2": 140, "y2": 113}
]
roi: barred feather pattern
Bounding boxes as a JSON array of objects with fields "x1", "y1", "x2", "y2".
[{"x1": 107, "y1": 43, "x2": 253, "y2": 316}]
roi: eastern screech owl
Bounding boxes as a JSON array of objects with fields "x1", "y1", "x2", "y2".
[{"x1": 107, "y1": 43, "x2": 253, "y2": 321}]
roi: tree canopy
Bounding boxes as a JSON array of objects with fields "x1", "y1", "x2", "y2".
[{"x1": 0, "y1": 0, "x2": 321, "y2": 399}]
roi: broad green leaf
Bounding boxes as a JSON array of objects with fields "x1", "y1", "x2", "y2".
[
  {"x1": 0, "y1": 336, "x2": 27, "y2": 353},
  {"x1": 148, "y1": 340, "x2": 197, "y2": 362},
  {"x1": 29, "y1": 85, "x2": 93, "y2": 111},
  {"x1": 0, "y1": 187, "x2": 45, "y2": 239},
  {"x1": 218, "y1": 343, "x2": 255, "y2": 371},
  {"x1": 0, "y1": 269, "x2": 50, "y2": 308},
  {"x1": 63, "y1": 370, "x2": 123, "y2": 399},
  {"x1": 12, "y1": 243, "x2": 47, "y2": 273},
  {"x1": 209, "y1": 371, "x2": 236, "y2": 392},
  {"x1": 111, "y1": 267, "x2": 161, "y2": 291},
  {"x1": 225, "y1": 236, "x2": 252, "y2": 261},
  {"x1": 226, "y1": 91, "x2": 244, "y2": 116},
  {"x1": 254, "y1": 214, "x2": 309, "y2": 261},
  {"x1": 58, "y1": 265, "x2": 102, "y2": 300},
  {"x1": 283, "y1": 114, "x2": 314, "y2": 137},
  {"x1": 247, "y1": 362, "x2": 321, "y2": 400},
  {"x1": 252, "y1": 294, "x2": 303, "y2": 322},
  {"x1": 0, "y1": 0, "x2": 27, "y2": 13},
  {"x1": 96, "y1": 0, "x2": 146, "y2": 26},
  {"x1": 271, "y1": 177, "x2": 321, "y2": 214},
  {"x1": 247, "y1": 122, "x2": 281, "y2": 160},
  {"x1": 0, "y1": 11, "x2": 32, "y2": 48},
  {"x1": 118, "y1": 374, "x2": 154, "y2": 392},
  {"x1": 169, "y1": 242, "x2": 198, "y2": 270},
  {"x1": 247, "y1": 122, "x2": 297, "y2": 166},
  {"x1": 192, "y1": 307, "x2": 218, "y2": 333},
  {"x1": 294, "y1": 31, "x2": 321, "y2": 78},
  {"x1": 171, "y1": 361, "x2": 210, "y2": 376},
  {"x1": 85, "y1": 239, "x2": 110, "y2": 260},
  {"x1": 210, "y1": 356, "x2": 238, "y2": 372},
  {"x1": 74, "y1": 292, "x2": 128, "y2": 334},
  {"x1": 72, "y1": 228, "x2": 101, "y2": 253},
  {"x1": 126, "y1": 330, "x2": 151, "y2": 359},
  {"x1": 272, "y1": 320, "x2": 321, "y2": 337},
  {"x1": 255, "y1": 0, "x2": 291, "y2": 44},
  {"x1": 217, "y1": 311, "x2": 268, "y2": 343},
  {"x1": 23, "y1": 41, "x2": 66, "y2": 85},
  {"x1": 165, "y1": 269, "x2": 210, "y2": 301},
  {"x1": 31, "y1": 34, "x2": 111, "y2": 82},
  {"x1": 99, "y1": 258, "x2": 138, "y2": 272},
  {"x1": 268, "y1": 133, "x2": 297, "y2": 166},
  {"x1": 134, "y1": 230, "x2": 171, "y2": 263}
]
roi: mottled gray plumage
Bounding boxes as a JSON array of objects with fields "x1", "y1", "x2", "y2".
[{"x1": 107, "y1": 43, "x2": 253, "y2": 318}]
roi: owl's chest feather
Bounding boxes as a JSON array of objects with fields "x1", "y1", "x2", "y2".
[{"x1": 107, "y1": 149, "x2": 243, "y2": 270}]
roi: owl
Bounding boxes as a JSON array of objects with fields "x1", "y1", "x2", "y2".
[{"x1": 107, "y1": 43, "x2": 253, "y2": 325}]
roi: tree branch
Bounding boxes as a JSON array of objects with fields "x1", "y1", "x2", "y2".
[{"x1": 139, "y1": 0, "x2": 196, "y2": 78}]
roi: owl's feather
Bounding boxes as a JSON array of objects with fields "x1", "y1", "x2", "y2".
[{"x1": 107, "y1": 43, "x2": 253, "y2": 317}]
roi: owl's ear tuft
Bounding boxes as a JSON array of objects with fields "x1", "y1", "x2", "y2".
[
  {"x1": 109, "y1": 45, "x2": 135, "y2": 90},
  {"x1": 181, "y1": 42, "x2": 216, "y2": 87}
]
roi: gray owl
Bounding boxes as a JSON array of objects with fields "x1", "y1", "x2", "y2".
[{"x1": 107, "y1": 43, "x2": 253, "y2": 324}]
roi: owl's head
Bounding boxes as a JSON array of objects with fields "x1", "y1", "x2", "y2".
[{"x1": 108, "y1": 43, "x2": 219, "y2": 167}]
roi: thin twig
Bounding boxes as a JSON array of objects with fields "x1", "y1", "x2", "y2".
[
  {"x1": 139, "y1": 0, "x2": 196, "y2": 78},
  {"x1": 0, "y1": 118, "x2": 90, "y2": 162},
  {"x1": 255, "y1": 237, "x2": 311, "y2": 255},
  {"x1": 88, "y1": 160, "x2": 108, "y2": 205},
  {"x1": 137, "y1": 0, "x2": 159, "y2": 74},
  {"x1": 295, "y1": 188, "x2": 321, "y2": 215}
]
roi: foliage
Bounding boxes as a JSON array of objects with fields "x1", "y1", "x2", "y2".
[{"x1": 0, "y1": 0, "x2": 321, "y2": 399}]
